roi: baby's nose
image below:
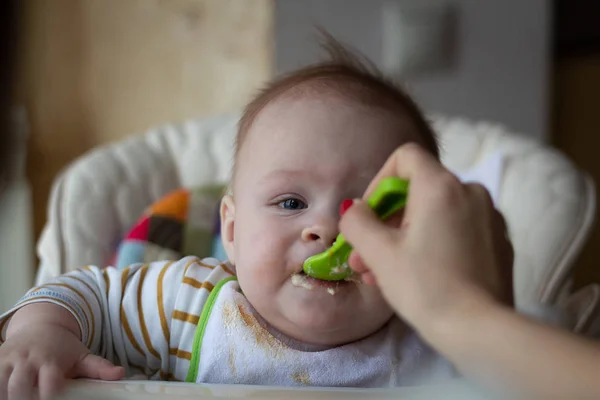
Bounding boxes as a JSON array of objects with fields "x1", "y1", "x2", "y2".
[{"x1": 301, "y1": 222, "x2": 338, "y2": 247}]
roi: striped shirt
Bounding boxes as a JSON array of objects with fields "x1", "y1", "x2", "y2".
[{"x1": 0, "y1": 256, "x2": 234, "y2": 381}]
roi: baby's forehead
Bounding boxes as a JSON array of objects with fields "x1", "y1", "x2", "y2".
[
  {"x1": 248, "y1": 90, "x2": 408, "y2": 136},
  {"x1": 231, "y1": 93, "x2": 424, "y2": 193},
  {"x1": 238, "y1": 93, "x2": 417, "y2": 165}
]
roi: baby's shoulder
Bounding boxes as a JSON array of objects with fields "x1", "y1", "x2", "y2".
[{"x1": 173, "y1": 256, "x2": 236, "y2": 281}]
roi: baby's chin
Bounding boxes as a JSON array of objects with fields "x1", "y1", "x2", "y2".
[
  {"x1": 277, "y1": 275, "x2": 372, "y2": 331},
  {"x1": 279, "y1": 305, "x2": 361, "y2": 344},
  {"x1": 274, "y1": 299, "x2": 392, "y2": 347},
  {"x1": 241, "y1": 272, "x2": 392, "y2": 345}
]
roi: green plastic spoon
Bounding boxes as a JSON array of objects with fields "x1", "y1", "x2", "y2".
[{"x1": 302, "y1": 176, "x2": 409, "y2": 281}]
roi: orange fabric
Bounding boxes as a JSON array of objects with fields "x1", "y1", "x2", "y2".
[{"x1": 148, "y1": 188, "x2": 190, "y2": 222}]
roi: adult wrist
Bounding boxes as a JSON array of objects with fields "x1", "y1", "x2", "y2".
[{"x1": 411, "y1": 289, "x2": 506, "y2": 351}]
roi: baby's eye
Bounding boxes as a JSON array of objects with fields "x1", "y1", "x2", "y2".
[{"x1": 279, "y1": 198, "x2": 307, "y2": 210}]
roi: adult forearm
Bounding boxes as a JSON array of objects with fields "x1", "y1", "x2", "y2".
[{"x1": 425, "y1": 301, "x2": 600, "y2": 399}]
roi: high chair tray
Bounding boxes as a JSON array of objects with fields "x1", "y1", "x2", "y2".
[{"x1": 56, "y1": 379, "x2": 488, "y2": 399}]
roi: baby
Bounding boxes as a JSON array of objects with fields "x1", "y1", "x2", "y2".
[{"x1": 0, "y1": 39, "x2": 454, "y2": 394}]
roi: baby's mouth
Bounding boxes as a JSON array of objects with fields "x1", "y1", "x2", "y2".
[{"x1": 290, "y1": 271, "x2": 352, "y2": 295}]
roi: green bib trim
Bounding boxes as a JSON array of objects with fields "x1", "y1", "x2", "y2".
[{"x1": 185, "y1": 276, "x2": 237, "y2": 383}]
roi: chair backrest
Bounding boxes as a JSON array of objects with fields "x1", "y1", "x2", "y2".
[{"x1": 36, "y1": 114, "x2": 596, "y2": 311}]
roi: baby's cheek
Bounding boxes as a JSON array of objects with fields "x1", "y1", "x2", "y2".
[
  {"x1": 237, "y1": 221, "x2": 289, "y2": 273},
  {"x1": 236, "y1": 234, "x2": 289, "y2": 302}
]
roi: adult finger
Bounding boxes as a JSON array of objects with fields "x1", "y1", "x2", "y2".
[
  {"x1": 464, "y1": 183, "x2": 514, "y2": 306},
  {"x1": 340, "y1": 200, "x2": 396, "y2": 274},
  {"x1": 494, "y1": 209, "x2": 514, "y2": 306},
  {"x1": 362, "y1": 143, "x2": 446, "y2": 199},
  {"x1": 347, "y1": 251, "x2": 368, "y2": 273}
]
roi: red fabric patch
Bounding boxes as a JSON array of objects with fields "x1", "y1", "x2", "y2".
[{"x1": 126, "y1": 216, "x2": 150, "y2": 241}]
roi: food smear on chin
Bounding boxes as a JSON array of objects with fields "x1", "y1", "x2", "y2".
[
  {"x1": 291, "y1": 273, "x2": 352, "y2": 295},
  {"x1": 291, "y1": 273, "x2": 314, "y2": 290}
]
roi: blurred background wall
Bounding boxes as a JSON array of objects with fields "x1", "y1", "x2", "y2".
[
  {"x1": 276, "y1": 0, "x2": 551, "y2": 141},
  {"x1": 15, "y1": 0, "x2": 273, "y2": 240}
]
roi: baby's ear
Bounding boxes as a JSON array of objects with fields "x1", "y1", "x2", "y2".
[{"x1": 220, "y1": 195, "x2": 236, "y2": 264}]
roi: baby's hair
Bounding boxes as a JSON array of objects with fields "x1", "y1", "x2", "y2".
[{"x1": 234, "y1": 32, "x2": 439, "y2": 175}]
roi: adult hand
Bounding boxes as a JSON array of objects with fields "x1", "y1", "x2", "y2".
[
  {"x1": 339, "y1": 143, "x2": 513, "y2": 330},
  {"x1": 340, "y1": 143, "x2": 600, "y2": 399}
]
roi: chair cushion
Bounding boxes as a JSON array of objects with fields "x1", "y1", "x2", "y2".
[{"x1": 110, "y1": 185, "x2": 225, "y2": 269}]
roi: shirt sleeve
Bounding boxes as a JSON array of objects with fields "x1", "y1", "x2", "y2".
[{"x1": 0, "y1": 256, "x2": 235, "y2": 380}]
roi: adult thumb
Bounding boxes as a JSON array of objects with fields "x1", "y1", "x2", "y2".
[
  {"x1": 339, "y1": 200, "x2": 396, "y2": 270},
  {"x1": 73, "y1": 354, "x2": 126, "y2": 381}
]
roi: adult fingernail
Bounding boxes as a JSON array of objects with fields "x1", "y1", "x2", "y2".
[{"x1": 339, "y1": 199, "x2": 354, "y2": 215}]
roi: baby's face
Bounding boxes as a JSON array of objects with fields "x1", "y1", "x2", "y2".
[{"x1": 221, "y1": 94, "x2": 419, "y2": 346}]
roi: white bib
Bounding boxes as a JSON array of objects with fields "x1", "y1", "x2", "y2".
[{"x1": 194, "y1": 280, "x2": 455, "y2": 387}]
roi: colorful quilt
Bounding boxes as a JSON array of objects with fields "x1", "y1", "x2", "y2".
[{"x1": 111, "y1": 184, "x2": 228, "y2": 269}]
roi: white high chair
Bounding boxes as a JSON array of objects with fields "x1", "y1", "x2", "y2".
[{"x1": 34, "y1": 114, "x2": 600, "y2": 335}]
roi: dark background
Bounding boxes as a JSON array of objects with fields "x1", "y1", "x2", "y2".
[
  {"x1": 554, "y1": 0, "x2": 600, "y2": 57},
  {"x1": 0, "y1": 0, "x2": 18, "y2": 187}
]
